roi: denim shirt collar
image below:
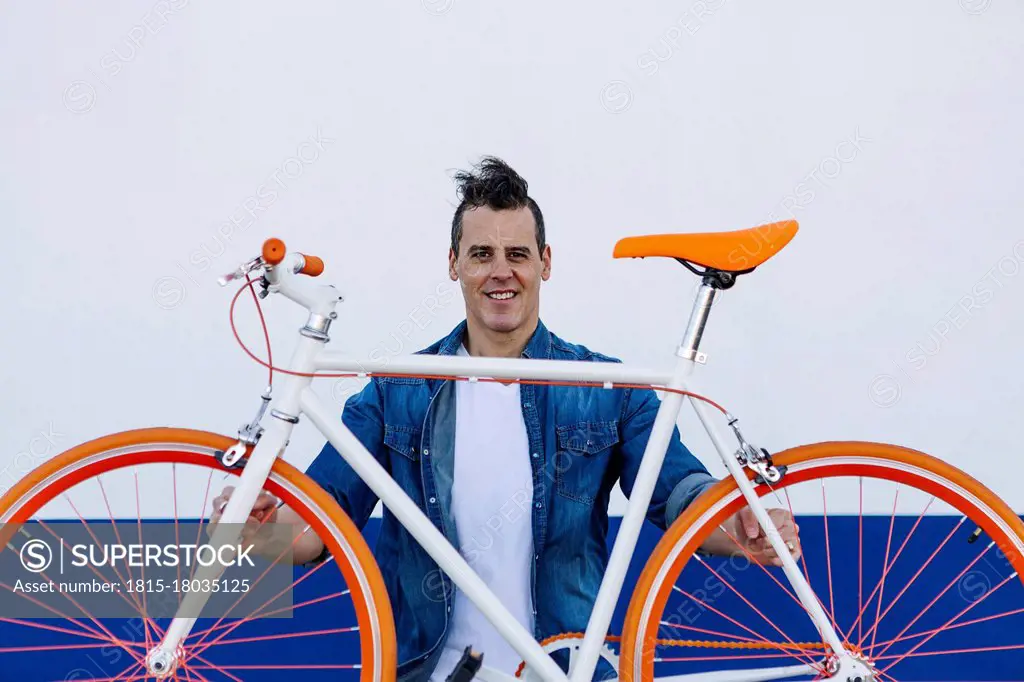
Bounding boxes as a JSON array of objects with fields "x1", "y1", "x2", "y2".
[{"x1": 433, "y1": 318, "x2": 553, "y2": 359}]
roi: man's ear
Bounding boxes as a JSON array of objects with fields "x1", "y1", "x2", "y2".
[
  {"x1": 541, "y1": 244, "x2": 552, "y2": 281},
  {"x1": 449, "y1": 248, "x2": 458, "y2": 280}
]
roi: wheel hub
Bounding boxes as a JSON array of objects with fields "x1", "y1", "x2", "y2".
[{"x1": 146, "y1": 646, "x2": 183, "y2": 679}]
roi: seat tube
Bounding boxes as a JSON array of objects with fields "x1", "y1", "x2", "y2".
[
  {"x1": 569, "y1": 279, "x2": 721, "y2": 682},
  {"x1": 678, "y1": 279, "x2": 717, "y2": 363}
]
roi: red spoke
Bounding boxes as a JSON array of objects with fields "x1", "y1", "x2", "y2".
[
  {"x1": 35, "y1": 518, "x2": 147, "y2": 619},
  {"x1": 671, "y1": 585, "x2": 823, "y2": 665},
  {"x1": 97, "y1": 476, "x2": 138, "y2": 599},
  {"x1": 875, "y1": 642, "x2": 1024, "y2": 661},
  {"x1": 659, "y1": 620, "x2": 783, "y2": 645},
  {"x1": 51, "y1": 671, "x2": 149, "y2": 675},
  {"x1": 776, "y1": 486, "x2": 846, "y2": 641},
  {"x1": 173, "y1": 462, "x2": 182, "y2": 610},
  {"x1": 185, "y1": 650, "x2": 246, "y2": 682},
  {"x1": 858, "y1": 477, "x2": 864, "y2": 646},
  {"x1": 878, "y1": 566, "x2": 1014, "y2": 673},
  {"x1": 187, "y1": 588, "x2": 348, "y2": 641},
  {"x1": 134, "y1": 467, "x2": 151, "y2": 654},
  {"x1": 189, "y1": 664, "x2": 360, "y2": 670},
  {"x1": 867, "y1": 485, "x2": 900, "y2": 653},
  {"x1": 190, "y1": 541, "x2": 337, "y2": 657},
  {"x1": 82, "y1": 658, "x2": 147, "y2": 682},
  {"x1": 857, "y1": 496, "x2": 936, "y2": 646},
  {"x1": 191, "y1": 469, "x2": 216, "y2": 584},
  {"x1": 1, "y1": 570, "x2": 124, "y2": 647},
  {"x1": 213, "y1": 625, "x2": 358, "y2": 647},
  {"x1": 0, "y1": 641, "x2": 130, "y2": 653},
  {"x1": 180, "y1": 659, "x2": 215, "y2": 682},
  {"x1": 0, "y1": 615, "x2": 115, "y2": 642},
  {"x1": 716, "y1": 523, "x2": 817, "y2": 621},
  {"x1": 820, "y1": 480, "x2": 838, "y2": 635},
  {"x1": 692, "y1": 553, "x2": 820, "y2": 669},
  {"x1": 0, "y1": 581, "x2": 110, "y2": 643},
  {"x1": 847, "y1": 517, "x2": 964, "y2": 643},
  {"x1": 873, "y1": 541, "x2": 994, "y2": 661},
  {"x1": 60, "y1": 494, "x2": 147, "y2": 615},
  {"x1": 872, "y1": 605, "x2": 1024, "y2": 650}
]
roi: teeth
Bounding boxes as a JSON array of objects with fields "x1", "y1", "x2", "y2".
[{"x1": 488, "y1": 291, "x2": 516, "y2": 300}]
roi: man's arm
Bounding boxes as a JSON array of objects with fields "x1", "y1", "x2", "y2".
[
  {"x1": 210, "y1": 380, "x2": 388, "y2": 566},
  {"x1": 292, "y1": 379, "x2": 388, "y2": 564},
  {"x1": 616, "y1": 386, "x2": 802, "y2": 564},
  {"x1": 616, "y1": 386, "x2": 717, "y2": 531},
  {"x1": 305, "y1": 379, "x2": 387, "y2": 528}
]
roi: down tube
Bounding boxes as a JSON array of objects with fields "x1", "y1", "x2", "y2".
[
  {"x1": 569, "y1": 359, "x2": 697, "y2": 682},
  {"x1": 298, "y1": 388, "x2": 570, "y2": 682}
]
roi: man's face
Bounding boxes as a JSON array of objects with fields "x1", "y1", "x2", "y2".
[{"x1": 449, "y1": 205, "x2": 551, "y2": 335}]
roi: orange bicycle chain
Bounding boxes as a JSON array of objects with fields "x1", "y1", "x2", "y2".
[
  {"x1": 516, "y1": 632, "x2": 840, "y2": 676},
  {"x1": 538, "y1": 631, "x2": 832, "y2": 650}
]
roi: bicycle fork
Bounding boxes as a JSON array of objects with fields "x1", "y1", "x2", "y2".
[
  {"x1": 144, "y1": 418, "x2": 296, "y2": 677},
  {"x1": 689, "y1": 396, "x2": 875, "y2": 681}
]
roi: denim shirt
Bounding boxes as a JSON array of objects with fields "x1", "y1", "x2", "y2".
[{"x1": 305, "y1": 319, "x2": 716, "y2": 681}]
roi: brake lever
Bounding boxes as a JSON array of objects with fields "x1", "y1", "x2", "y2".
[{"x1": 217, "y1": 256, "x2": 265, "y2": 287}]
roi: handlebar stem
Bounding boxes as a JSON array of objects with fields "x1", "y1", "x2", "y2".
[{"x1": 264, "y1": 253, "x2": 344, "y2": 318}]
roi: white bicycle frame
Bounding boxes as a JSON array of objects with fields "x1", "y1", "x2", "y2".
[{"x1": 153, "y1": 253, "x2": 867, "y2": 682}]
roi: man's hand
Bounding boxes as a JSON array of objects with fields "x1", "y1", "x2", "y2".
[
  {"x1": 208, "y1": 485, "x2": 327, "y2": 565},
  {"x1": 209, "y1": 485, "x2": 282, "y2": 553},
  {"x1": 700, "y1": 506, "x2": 801, "y2": 566}
]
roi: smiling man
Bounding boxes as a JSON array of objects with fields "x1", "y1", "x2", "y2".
[{"x1": 213, "y1": 156, "x2": 801, "y2": 682}]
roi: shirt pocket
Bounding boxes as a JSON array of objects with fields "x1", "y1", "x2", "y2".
[
  {"x1": 384, "y1": 424, "x2": 422, "y2": 462},
  {"x1": 554, "y1": 420, "x2": 619, "y2": 506}
]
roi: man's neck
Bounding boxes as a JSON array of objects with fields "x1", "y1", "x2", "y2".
[{"x1": 463, "y1": 316, "x2": 538, "y2": 358}]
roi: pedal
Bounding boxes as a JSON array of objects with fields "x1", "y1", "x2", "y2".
[{"x1": 446, "y1": 646, "x2": 484, "y2": 682}]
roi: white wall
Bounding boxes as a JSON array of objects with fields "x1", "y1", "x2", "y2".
[{"x1": 2, "y1": 0, "x2": 1022, "y2": 515}]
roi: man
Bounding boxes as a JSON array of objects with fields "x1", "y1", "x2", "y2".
[{"x1": 212, "y1": 156, "x2": 800, "y2": 682}]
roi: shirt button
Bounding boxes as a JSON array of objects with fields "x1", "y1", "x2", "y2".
[
  {"x1": 423, "y1": 448, "x2": 430, "y2": 456},
  {"x1": 429, "y1": 497, "x2": 437, "y2": 504},
  {"x1": 524, "y1": 402, "x2": 531, "y2": 407},
  {"x1": 531, "y1": 452, "x2": 539, "y2": 459},
  {"x1": 535, "y1": 502, "x2": 542, "y2": 509}
]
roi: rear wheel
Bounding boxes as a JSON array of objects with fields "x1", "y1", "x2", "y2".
[
  {"x1": 620, "y1": 441, "x2": 1024, "y2": 682},
  {"x1": 0, "y1": 427, "x2": 396, "y2": 682}
]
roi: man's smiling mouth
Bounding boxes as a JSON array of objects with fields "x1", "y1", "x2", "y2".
[{"x1": 486, "y1": 290, "x2": 517, "y2": 300}]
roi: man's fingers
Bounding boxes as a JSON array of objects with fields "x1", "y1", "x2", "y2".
[
  {"x1": 214, "y1": 489, "x2": 278, "y2": 516},
  {"x1": 254, "y1": 493, "x2": 280, "y2": 511},
  {"x1": 739, "y1": 507, "x2": 760, "y2": 539}
]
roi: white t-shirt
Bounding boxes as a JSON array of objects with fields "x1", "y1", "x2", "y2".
[{"x1": 429, "y1": 345, "x2": 536, "y2": 681}]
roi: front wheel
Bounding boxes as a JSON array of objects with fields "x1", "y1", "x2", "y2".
[
  {"x1": 0, "y1": 427, "x2": 396, "y2": 682},
  {"x1": 620, "y1": 441, "x2": 1024, "y2": 682}
]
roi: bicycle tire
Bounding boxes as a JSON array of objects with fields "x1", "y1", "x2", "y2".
[
  {"x1": 619, "y1": 441, "x2": 1024, "y2": 682},
  {"x1": 0, "y1": 427, "x2": 397, "y2": 682}
]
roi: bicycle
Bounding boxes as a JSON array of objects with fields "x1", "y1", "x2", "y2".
[{"x1": 2, "y1": 221, "x2": 1022, "y2": 682}]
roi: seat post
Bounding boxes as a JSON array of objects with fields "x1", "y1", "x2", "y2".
[{"x1": 677, "y1": 277, "x2": 719, "y2": 363}]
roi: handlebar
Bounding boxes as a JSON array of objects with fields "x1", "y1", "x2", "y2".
[
  {"x1": 218, "y1": 237, "x2": 340, "y2": 317},
  {"x1": 262, "y1": 238, "x2": 286, "y2": 266},
  {"x1": 261, "y1": 237, "x2": 324, "y2": 277}
]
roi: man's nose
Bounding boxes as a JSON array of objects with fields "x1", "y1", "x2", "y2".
[{"x1": 490, "y1": 256, "x2": 514, "y2": 279}]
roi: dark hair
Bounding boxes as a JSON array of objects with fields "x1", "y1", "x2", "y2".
[{"x1": 449, "y1": 156, "x2": 545, "y2": 255}]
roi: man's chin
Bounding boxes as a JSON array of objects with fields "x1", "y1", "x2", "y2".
[{"x1": 480, "y1": 313, "x2": 522, "y2": 334}]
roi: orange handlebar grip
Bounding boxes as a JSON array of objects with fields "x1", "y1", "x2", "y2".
[
  {"x1": 299, "y1": 254, "x2": 325, "y2": 277},
  {"x1": 262, "y1": 238, "x2": 286, "y2": 265}
]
